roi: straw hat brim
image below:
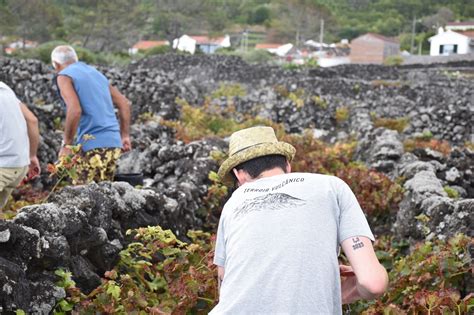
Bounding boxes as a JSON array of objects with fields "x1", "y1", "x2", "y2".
[{"x1": 218, "y1": 141, "x2": 296, "y2": 186}]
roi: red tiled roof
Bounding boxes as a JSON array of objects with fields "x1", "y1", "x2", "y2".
[
  {"x1": 132, "y1": 40, "x2": 168, "y2": 50},
  {"x1": 8, "y1": 40, "x2": 38, "y2": 49},
  {"x1": 456, "y1": 30, "x2": 474, "y2": 38},
  {"x1": 447, "y1": 21, "x2": 474, "y2": 26},
  {"x1": 190, "y1": 36, "x2": 225, "y2": 45},
  {"x1": 255, "y1": 43, "x2": 283, "y2": 49}
]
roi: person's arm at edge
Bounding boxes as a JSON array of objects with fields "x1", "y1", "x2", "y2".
[
  {"x1": 340, "y1": 236, "x2": 388, "y2": 304},
  {"x1": 20, "y1": 103, "x2": 40, "y2": 178},
  {"x1": 217, "y1": 266, "x2": 225, "y2": 292},
  {"x1": 109, "y1": 84, "x2": 131, "y2": 151},
  {"x1": 57, "y1": 75, "x2": 81, "y2": 156}
]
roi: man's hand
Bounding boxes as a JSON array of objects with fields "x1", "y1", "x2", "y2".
[
  {"x1": 122, "y1": 136, "x2": 132, "y2": 152},
  {"x1": 27, "y1": 156, "x2": 41, "y2": 180},
  {"x1": 341, "y1": 271, "x2": 359, "y2": 304},
  {"x1": 340, "y1": 264, "x2": 358, "y2": 304},
  {"x1": 110, "y1": 85, "x2": 131, "y2": 151},
  {"x1": 340, "y1": 264, "x2": 355, "y2": 277},
  {"x1": 59, "y1": 146, "x2": 72, "y2": 158},
  {"x1": 217, "y1": 266, "x2": 225, "y2": 293}
]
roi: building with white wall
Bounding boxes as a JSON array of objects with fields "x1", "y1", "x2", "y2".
[
  {"x1": 428, "y1": 28, "x2": 474, "y2": 56},
  {"x1": 173, "y1": 35, "x2": 230, "y2": 54}
]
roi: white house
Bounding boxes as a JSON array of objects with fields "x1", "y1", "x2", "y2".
[
  {"x1": 193, "y1": 35, "x2": 230, "y2": 54},
  {"x1": 304, "y1": 40, "x2": 329, "y2": 49},
  {"x1": 173, "y1": 35, "x2": 197, "y2": 54},
  {"x1": 4, "y1": 39, "x2": 38, "y2": 54},
  {"x1": 173, "y1": 34, "x2": 230, "y2": 54},
  {"x1": 428, "y1": 27, "x2": 474, "y2": 56},
  {"x1": 255, "y1": 43, "x2": 293, "y2": 57}
]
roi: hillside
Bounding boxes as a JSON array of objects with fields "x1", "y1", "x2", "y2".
[{"x1": 1, "y1": 0, "x2": 473, "y2": 54}]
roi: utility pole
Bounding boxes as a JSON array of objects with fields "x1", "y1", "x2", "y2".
[
  {"x1": 410, "y1": 15, "x2": 416, "y2": 54},
  {"x1": 246, "y1": 31, "x2": 249, "y2": 52},
  {"x1": 296, "y1": 28, "x2": 300, "y2": 48},
  {"x1": 319, "y1": 19, "x2": 324, "y2": 51},
  {"x1": 241, "y1": 30, "x2": 248, "y2": 52}
]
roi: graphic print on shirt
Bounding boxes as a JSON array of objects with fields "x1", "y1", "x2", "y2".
[{"x1": 234, "y1": 193, "x2": 306, "y2": 219}]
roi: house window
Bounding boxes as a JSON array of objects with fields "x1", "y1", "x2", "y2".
[{"x1": 439, "y1": 44, "x2": 458, "y2": 55}]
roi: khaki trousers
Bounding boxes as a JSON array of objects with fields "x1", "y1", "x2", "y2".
[{"x1": 0, "y1": 166, "x2": 28, "y2": 210}]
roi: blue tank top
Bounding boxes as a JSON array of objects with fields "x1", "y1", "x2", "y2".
[{"x1": 59, "y1": 62, "x2": 122, "y2": 151}]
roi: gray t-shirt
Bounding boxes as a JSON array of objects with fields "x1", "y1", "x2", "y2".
[
  {"x1": 211, "y1": 172, "x2": 374, "y2": 315},
  {"x1": 0, "y1": 82, "x2": 29, "y2": 167}
]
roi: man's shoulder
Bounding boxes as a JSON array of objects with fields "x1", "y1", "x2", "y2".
[
  {"x1": 60, "y1": 62, "x2": 107, "y2": 82},
  {"x1": 0, "y1": 81, "x2": 13, "y2": 92},
  {"x1": 60, "y1": 62, "x2": 94, "y2": 73},
  {"x1": 287, "y1": 173, "x2": 349, "y2": 193},
  {"x1": 0, "y1": 81, "x2": 19, "y2": 102},
  {"x1": 290, "y1": 172, "x2": 339, "y2": 183}
]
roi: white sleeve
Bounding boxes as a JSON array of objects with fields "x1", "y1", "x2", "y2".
[
  {"x1": 335, "y1": 177, "x2": 375, "y2": 244},
  {"x1": 0, "y1": 82, "x2": 22, "y2": 106},
  {"x1": 213, "y1": 212, "x2": 226, "y2": 267}
]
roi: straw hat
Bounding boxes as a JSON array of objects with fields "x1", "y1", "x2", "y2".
[{"x1": 218, "y1": 126, "x2": 296, "y2": 186}]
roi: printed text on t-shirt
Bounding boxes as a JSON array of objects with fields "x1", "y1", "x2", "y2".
[{"x1": 243, "y1": 177, "x2": 305, "y2": 193}]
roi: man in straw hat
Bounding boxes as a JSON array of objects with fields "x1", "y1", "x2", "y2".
[{"x1": 211, "y1": 126, "x2": 388, "y2": 314}]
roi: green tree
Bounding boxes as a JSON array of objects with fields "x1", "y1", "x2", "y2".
[
  {"x1": 151, "y1": 0, "x2": 208, "y2": 47},
  {"x1": 65, "y1": 0, "x2": 151, "y2": 51},
  {"x1": 372, "y1": 10, "x2": 404, "y2": 36},
  {"x1": 272, "y1": 0, "x2": 333, "y2": 46},
  {"x1": 248, "y1": 5, "x2": 271, "y2": 24},
  {"x1": 422, "y1": 7, "x2": 454, "y2": 31},
  {"x1": 2, "y1": 0, "x2": 63, "y2": 42}
]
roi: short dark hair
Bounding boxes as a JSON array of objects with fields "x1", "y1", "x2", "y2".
[{"x1": 233, "y1": 154, "x2": 288, "y2": 180}]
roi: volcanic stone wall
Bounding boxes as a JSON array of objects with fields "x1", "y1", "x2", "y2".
[
  {"x1": 1, "y1": 53, "x2": 473, "y2": 233},
  {"x1": 2, "y1": 55, "x2": 473, "y2": 145},
  {"x1": 1, "y1": 181, "x2": 208, "y2": 313},
  {"x1": 0, "y1": 54, "x2": 473, "y2": 312},
  {"x1": 1, "y1": 54, "x2": 473, "y2": 232}
]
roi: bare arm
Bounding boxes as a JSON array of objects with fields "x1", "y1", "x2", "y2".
[
  {"x1": 217, "y1": 266, "x2": 225, "y2": 292},
  {"x1": 20, "y1": 103, "x2": 40, "y2": 178},
  {"x1": 57, "y1": 75, "x2": 82, "y2": 153},
  {"x1": 109, "y1": 84, "x2": 131, "y2": 151},
  {"x1": 340, "y1": 236, "x2": 388, "y2": 304}
]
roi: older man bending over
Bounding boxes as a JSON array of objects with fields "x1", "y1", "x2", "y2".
[{"x1": 51, "y1": 45, "x2": 131, "y2": 183}]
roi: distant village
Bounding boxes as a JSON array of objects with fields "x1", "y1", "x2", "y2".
[{"x1": 3, "y1": 21, "x2": 474, "y2": 67}]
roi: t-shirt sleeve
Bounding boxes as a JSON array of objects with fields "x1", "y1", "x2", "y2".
[
  {"x1": 335, "y1": 177, "x2": 375, "y2": 244},
  {"x1": 14, "y1": 96, "x2": 21, "y2": 107},
  {"x1": 1, "y1": 83, "x2": 22, "y2": 106},
  {"x1": 213, "y1": 212, "x2": 226, "y2": 267}
]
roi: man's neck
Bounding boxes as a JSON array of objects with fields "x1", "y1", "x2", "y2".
[
  {"x1": 255, "y1": 168, "x2": 286, "y2": 180},
  {"x1": 235, "y1": 164, "x2": 290, "y2": 187},
  {"x1": 56, "y1": 61, "x2": 76, "y2": 72}
]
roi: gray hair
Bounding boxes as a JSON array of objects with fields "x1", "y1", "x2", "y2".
[{"x1": 51, "y1": 45, "x2": 78, "y2": 65}]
